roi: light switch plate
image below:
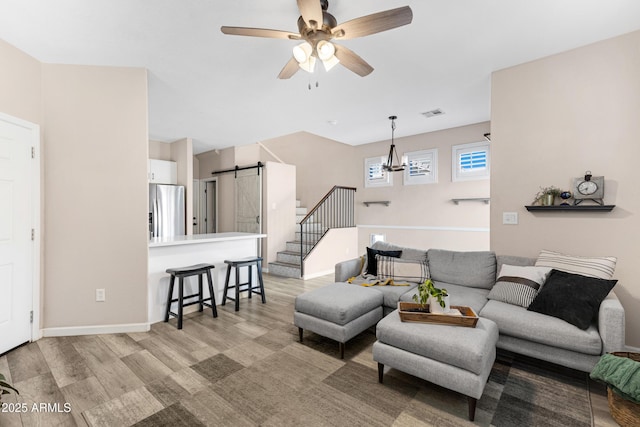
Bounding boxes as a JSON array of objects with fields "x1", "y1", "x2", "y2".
[{"x1": 503, "y1": 212, "x2": 518, "y2": 225}]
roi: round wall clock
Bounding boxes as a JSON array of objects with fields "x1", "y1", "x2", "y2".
[{"x1": 573, "y1": 171, "x2": 604, "y2": 205}]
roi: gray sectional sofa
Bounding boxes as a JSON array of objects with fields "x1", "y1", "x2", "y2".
[{"x1": 333, "y1": 241, "x2": 626, "y2": 373}]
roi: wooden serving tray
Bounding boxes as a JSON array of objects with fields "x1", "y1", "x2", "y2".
[{"x1": 397, "y1": 302, "x2": 479, "y2": 328}]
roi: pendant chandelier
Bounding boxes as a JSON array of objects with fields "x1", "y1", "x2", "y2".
[{"x1": 382, "y1": 115, "x2": 407, "y2": 172}]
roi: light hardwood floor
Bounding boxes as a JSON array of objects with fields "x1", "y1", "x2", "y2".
[{"x1": 0, "y1": 273, "x2": 617, "y2": 426}]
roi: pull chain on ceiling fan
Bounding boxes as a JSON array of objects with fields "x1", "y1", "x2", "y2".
[{"x1": 221, "y1": 0, "x2": 413, "y2": 79}]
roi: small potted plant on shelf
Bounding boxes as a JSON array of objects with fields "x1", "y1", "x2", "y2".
[
  {"x1": 533, "y1": 186, "x2": 562, "y2": 206},
  {"x1": 0, "y1": 373, "x2": 19, "y2": 401},
  {"x1": 412, "y1": 279, "x2": 450, "y2": 313}
]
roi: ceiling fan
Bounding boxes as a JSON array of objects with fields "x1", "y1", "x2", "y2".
[{"x1": 221, "y1": 0, "x2": 413, "y2": 79}]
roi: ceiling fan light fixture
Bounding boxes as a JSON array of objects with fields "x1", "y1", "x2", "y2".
[
  {"x1": 299, "y1": 55, "x2": 317, "y2": 73},
  {"x1": 321, "y1": 54, "x2": 340, "y2": 71},
  {"x1": 293, "y1": 42, "x2": 312, "y2": 63},
  {"x1": 316, "y1": 40, "x2": 335, "y2": 61}
]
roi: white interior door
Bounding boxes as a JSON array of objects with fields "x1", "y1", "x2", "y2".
[
  {"x1": 0, "y1": 113, "x2": 39, "y2": 354},
  {"x1": 235, "y1": 170, "x2": 262, "y2": 234}
]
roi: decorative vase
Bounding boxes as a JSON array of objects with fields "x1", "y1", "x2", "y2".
[
  {"x1": 429, "y1": 295, "x2": 450, "y2": 314},
  {"x1": 541, "y1": 193, "x2": 555, "y2": 206},
  {"x1": 560, "y1": 191, "x2": 572, "y2": 206}
]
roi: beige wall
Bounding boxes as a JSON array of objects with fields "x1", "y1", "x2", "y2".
[
  {"x1": 149, "y1": 140, "x2": 172, "y2": 160},
  {"x1": 260, "y1": 132, "x2": 358, "y2": 209},
  {"x1": 2, "y1": 40, "x2": 149, "y2": 330},
  {"x1": 354, "y1": 122, "x2": 491, "y2": 254},
  {"x1": 491, "y1": 30, "x2": 640, "y2": 347},
  {"x1": 0, "y1": 39, "x2": 42, "y2": 125},
  {"x1": 261, "y1": 125, "x2": 491, "y2": 255},
  {"x1": 264, "y1": 161, "x2": 296, "y2": 264},
  {"x1": 41, "y1": 63, "x2": 149, "y2": 328},
  {"x1": 170, "y1": 137, "x2": 193, "y2": 235},
  {"x1": 304, "y1": 228, "x2": 358, "y2": 279}
]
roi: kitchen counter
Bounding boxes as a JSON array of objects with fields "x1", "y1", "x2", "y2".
[
  {"x1": 148, "y1": 232, "x2": 266, "y2": 324},
  {"x1": 149, "y1": 232, "x2": 266, "y2": 248}
]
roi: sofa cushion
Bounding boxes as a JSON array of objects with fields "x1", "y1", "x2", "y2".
[
  {"x1": 480, "y1": 299, "x2": 603, "y2": 355},
  {"x1": 535, "y1": 249, "x2": 617, "y2": 280},
  {"x1": 351, "y1": 281, "x2": 418, "y2": 309},
  {"x1": 376, "y1": 256, "x2": 429, "y2": 284},
  {"x1": 295, "y1": 283, "x2": 383, "y2": 326},
  {"x1": 496, "y1": 255, "x2": 535, "y2": 272},
  {"x1": 372, "y1": 241, "x2": 427, "y2": 262},
  {"x1": 427, "y1": 249, "x2": 496, "y2": 289},
  {"x1": 527, "y1": 269, "x2": 617, "y2": 330},
  {"x1": 399, "y1": 282, "x2": 490, "y2": 314},
  {"x1": 364, "y1": 247, "x2": 402, "y2": 276},
  {"x1": 488, "y1": 264, "x2": 551, "y2": 308},
  {"x1": 376, "y1": 311, "x2": 499, "y2": 375}
]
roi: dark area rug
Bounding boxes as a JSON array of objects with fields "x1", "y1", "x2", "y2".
[{"x1": 490, "y1": 351, "x2": 593, "y2": 427}]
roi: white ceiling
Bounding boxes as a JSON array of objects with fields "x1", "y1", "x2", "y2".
[{"x1": 2, "y1": 1, "x2": 640, "y2": 154}]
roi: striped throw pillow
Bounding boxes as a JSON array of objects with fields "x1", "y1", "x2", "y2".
[
  {"x1": 376, "y1": 256, "x2": 429, "y2": 284},
  {"x1": 488, "y1": 264, "x2": 551, "y2": 308},
  {"x1": 535, "y1": 249, "x2": 616, "y2": 279}
]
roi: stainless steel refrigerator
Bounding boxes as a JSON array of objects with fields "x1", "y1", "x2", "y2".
[{"x1": 149, "y1": 184, "x2": 185, "y2": 238}]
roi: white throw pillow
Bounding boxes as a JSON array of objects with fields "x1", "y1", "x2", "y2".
[
  {"x1": 488, "y1": 264, "x2": 551, "y2": 308},
  {"x1": 535, "y1": 249, "x2": 616, "y2": 279}
]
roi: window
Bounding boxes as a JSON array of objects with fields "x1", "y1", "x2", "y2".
[
  {"x1": 403, "y1": 149, "x2": 438, "y2": 185},
  {"x1": 364, "y1": 156, "x2": 392, "y2": 187},
  {"x1": 452, "y1": 141, "x2": 490, "y2": 182}
]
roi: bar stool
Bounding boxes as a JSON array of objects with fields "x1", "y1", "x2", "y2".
[
  {"x1": 165, "y1": 263, "x2": 217, "y2": 329},
  {"x1": 222, "y1": 257, "x2": 266, "y2": 311}
]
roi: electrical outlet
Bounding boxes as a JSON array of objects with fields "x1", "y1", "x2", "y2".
[
  {"x1": 96, "y1": 289, "x2": 106, "y2": 302},
  {"x1": 503, "y1": 212, "x2": 519, "y2": 225}
]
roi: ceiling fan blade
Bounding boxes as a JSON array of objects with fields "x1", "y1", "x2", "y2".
[
  {"x1": 334, "y1": 45, "x2": 373, "y2": 77},
  {"x1": 221, "y1": 26, "x2": 300, "y2": 40},
  {"x1": 278, "y1": 57, "x2": 300, "y2": 79},
  {"x1": 297, "y1": 0, "x2": 323, "y2": 29},
  {"x1": 332, "y1": 6, "x2": 413, "y2": 40}
]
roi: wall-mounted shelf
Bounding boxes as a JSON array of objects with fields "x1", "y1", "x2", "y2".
[
  {"x1": 525, "y1": 205, "x2": 615, "y2": 212},
  {"x1": 452, "y1": 198, "x2": 490, "y2": 205},
  {"x1": 363, "y1": 201, "x2": 390, "y2": 207}
]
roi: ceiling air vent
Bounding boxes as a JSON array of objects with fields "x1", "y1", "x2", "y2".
[{"x1": 421, "y1": 109, "x2": 444, "y2": 118}]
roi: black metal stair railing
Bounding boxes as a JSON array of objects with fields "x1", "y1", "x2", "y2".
[{"x1": 299, "y1": 186, "x2": 357, "y2": 277}]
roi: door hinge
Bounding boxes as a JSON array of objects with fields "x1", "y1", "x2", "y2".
[
  {"x1": 31, "y1": 229, "x2": 35, "y2": 240},
  {"x1": 30, "y1": 311, "x2": 34, "y2": 323},
  {"x1": 31, "y1": 147, "x2": 35, "y2": 158}
]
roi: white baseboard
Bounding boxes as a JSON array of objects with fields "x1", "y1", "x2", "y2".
[
  {"x1": 625, "y1": 344, "x2": 640, "y2": 352},
  {"x1": 42, "y1": 322, "x2": 150, "y2": 337}
]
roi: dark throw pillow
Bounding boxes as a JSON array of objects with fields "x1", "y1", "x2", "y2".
[
  {"x1": 365, "y1": 247, "x2": 402, "y2": 276},
  {"x1": 527, "y1": 269, "x2": 617, "y2": 330}
]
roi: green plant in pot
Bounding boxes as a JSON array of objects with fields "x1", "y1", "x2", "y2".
[
  {"x1": 412, "y1": 279, "x2": 449, "y2": 313},
  {"x1": 533, "y1": 186, "x2": 562, "y2": 206},
  {"x1": 0, "y1": 373, "x2": 19, "y2": 401}
]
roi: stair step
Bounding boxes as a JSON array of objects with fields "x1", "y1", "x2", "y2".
[
  {"x1": 295, "y1": 231, "x2": 324, "y2": 241},
  {"x1": 268, "y1": 261, "x2": 301, "y2": 278},
  {"x1": 276, "y1": 251, "x2": 302, "y2": 265},
  {"x1": 296, "y1": 200, "x2": 301, "y2": 208},
  {"x1": 296, "y1": 207, "x2": 307, "y2": 215},
  {"x1": 286, "y1": 241, "x2": 314, "y2": 252}
]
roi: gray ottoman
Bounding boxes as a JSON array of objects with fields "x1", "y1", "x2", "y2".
[
  {"x1": 294, "y1": 283, "x2": 384, "y2": 359},
  {"x1": 373, "y1": 310, "x2": 499, "y2": 421}
]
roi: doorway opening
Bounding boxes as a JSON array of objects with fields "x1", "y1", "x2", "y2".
[{"x1": 195, "y1": 178, "x2": 217, "y2": 234}]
